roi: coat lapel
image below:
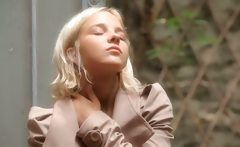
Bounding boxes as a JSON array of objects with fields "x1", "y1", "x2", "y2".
[
  {"x1": 112, "y1": 89, "x2": 154, "y2": 145},
  {"x1": 43, "y1": 99, "x2": 80, "y2": 147}
]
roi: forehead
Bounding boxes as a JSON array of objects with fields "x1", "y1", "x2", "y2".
[{"x1": 82, "y1": 11, "x2": 123, "y2": 29}]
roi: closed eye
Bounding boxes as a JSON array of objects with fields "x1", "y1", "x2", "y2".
[
  {"x1": 93, "y1": 32, "x2": 104, "y2": 35},
  {"x1": 90, "y1": 26, "x2": 105, "y2": 35},
  {"x1": 115, "y1": 27, "x2": 126, "y2": 41},
  {"x1": 120, "y1": 36, "x2": 126, "y2": 41}
]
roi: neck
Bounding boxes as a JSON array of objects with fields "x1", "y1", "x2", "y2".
[
  {"x1": 91, "y1": 74, "x2": 119, "y2": 102},
  {"x1": 91, "y1": 73, "x2": 120, "y2": 114}
]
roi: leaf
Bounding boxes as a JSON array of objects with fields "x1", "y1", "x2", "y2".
[
  {"x1": 167, "y1": 17, "x2": 180, "y2": 32},
  {"x1": 145, "y1": 48, "x2": 161, "y2": 59},
  {"x1": 181, "y1": 10, "x2": 197, "y2": 20},
  {"x1": 196, "y1": 33, "x2": 217, "y2": 46},
  {"x1": 146, "y1": 44, "x2": 173, "y2": 59}
]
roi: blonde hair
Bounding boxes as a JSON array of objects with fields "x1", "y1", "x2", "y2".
[{"x1": 51, "y1": 7, "x2": 142, "y2": 99}]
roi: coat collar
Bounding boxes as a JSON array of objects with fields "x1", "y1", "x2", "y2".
[
  {"x1": 44, "y1": 88, "x2": 153, "y2": 147},
  {"x1": 43, "y1": 99, "x2": 80, "y2": 147}
]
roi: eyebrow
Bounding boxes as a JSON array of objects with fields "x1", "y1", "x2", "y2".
[{"x1": 90, "y1": 23, "x2": 125, "y2": 32}]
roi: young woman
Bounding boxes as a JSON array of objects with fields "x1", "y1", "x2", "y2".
[{"x1": 27, "y1": 7, "x2": 174, "y2": 147}]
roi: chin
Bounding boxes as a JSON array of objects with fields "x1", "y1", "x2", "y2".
[
  {"x1": 103, "y1": 62, "x2": 124, "y2": 72},
  {"x1": 88, "y1": 62, "x2": 122, "y2": 74}
]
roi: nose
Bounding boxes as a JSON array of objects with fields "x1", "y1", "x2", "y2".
[{"x1": 107, "y1": 32, "x2": 120, "y2": 44}]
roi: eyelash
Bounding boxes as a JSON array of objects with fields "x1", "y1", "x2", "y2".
[
  {"x1": 120, "y1": 36, "x2": 126, "y2": 41},
  {"x1": 92, "y1": 31, "x2": 126, "y2": 41},
  {"x1": 93, "y1": 32, "x2": 103, "y2": 35}
]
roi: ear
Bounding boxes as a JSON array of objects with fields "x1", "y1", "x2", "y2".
[{"x1": 66, "y1": 47, "x2": 77, "y2": 64}]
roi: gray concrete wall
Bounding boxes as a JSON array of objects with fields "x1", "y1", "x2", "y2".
[
  {"x1": 34, "y1": 0, "x2": 82, "y2": 107},
  {"x1": 0, "y1": 0, "x2": 32, "y2": 146}
]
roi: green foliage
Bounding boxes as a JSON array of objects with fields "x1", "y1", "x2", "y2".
[
  {"x1": 145, "y1": 48, "x2": 161, "y2": 59},
  {"x1": 146, "y1": 42, "x2": 172, "y2": 59},
  {"x1": 196, "y1": 33, "x2": 217, "y2": 46},
  {"x1": 146, "y1": 42, "x2": 196, "y2": 65},
  {"x1": 181, "y1": 10, "x2": 198, "y2": 20},
  {"x1": 166, "y1": 17, "x2": 180, "y2": 32},
  {"x1": 146, "y1": 9, "x2": 217, "y2": 65}
]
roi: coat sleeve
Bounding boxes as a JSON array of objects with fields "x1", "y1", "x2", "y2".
[
  {"x1": 77, "y1": 111, "x2": 134, "y2": 147},
  {"x1": 141, "y1": 83, "x2": 174, "y2": 147},
  {"x1": 77, "y1": 83, "x2": 174, "y2": 147},
  {"x1": 27, "y1": 107, "x2": 53, "y2": 147}
]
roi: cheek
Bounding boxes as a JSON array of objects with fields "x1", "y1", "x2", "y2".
[
  {"x1": 120, "y1": 46, "x2": 129, "y2": 67},
  {"x1": 79, "y1": 38, "x2": 101, "y2": 58},
  {"x1": 80, "y1": 37, "x2": 97, "y2": 51},
  {"x1": 123, "y1": 44, "x2": 129, "y2": 59},
  {"x1": 79, "y1": 40, "x2": 94, "y2": 66},
  {"x1": 79, "y1": 46, "x2": 99, "y2": 66}
]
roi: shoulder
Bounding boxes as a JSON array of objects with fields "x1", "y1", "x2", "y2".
[
  {"x1": 141, "y1": 83, "x2": 171, "y2": 102},
  {"x1": 141, "y1": 83, "x2": 166, "y2": 96},
  {"x1": 28, "y1": 106, "x2": 53, "y2": 120},
  {"x1": 27, "y1": 106, "x2": 53, "y2": 143},
  {"x1": 140, "y1": 83, "x2": 173, "y2": 118},
  {"x1": 140, "y1": 83, "x2": 174, "y2": 139},
  {"x1": 28, "y1": 106, "x2": 53, "y2": 127}
]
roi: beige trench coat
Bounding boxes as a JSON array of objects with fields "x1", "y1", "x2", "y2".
[{"x1": 27, "y1": 83, "x2": 174, "y2": 147}]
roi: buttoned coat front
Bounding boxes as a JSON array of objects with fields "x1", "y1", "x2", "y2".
[{"x1": 27, "y1": 83, "x2": 174, "y2": 147}]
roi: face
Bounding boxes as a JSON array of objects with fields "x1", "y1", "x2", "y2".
[{"x1": 77, "y1": 11, "x2": 129, "y2": 76}]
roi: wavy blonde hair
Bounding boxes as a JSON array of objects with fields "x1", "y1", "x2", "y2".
[{"x1": 51, "y1": 7, "x2": 142, "y2": 99}]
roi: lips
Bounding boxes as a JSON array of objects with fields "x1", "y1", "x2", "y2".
[{"x1": 106, "y1": 46, "x2": 122, "y2": 54}]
